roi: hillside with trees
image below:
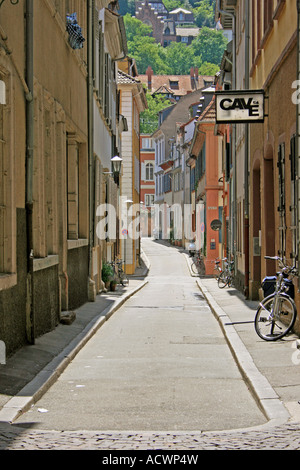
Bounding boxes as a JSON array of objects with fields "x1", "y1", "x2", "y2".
[
  {"x1": 120, "y1": 1, "x2": 227, "y2": 76},
  {"x1": 120, "y1": 1, "x2": 227, "y2": 133}
]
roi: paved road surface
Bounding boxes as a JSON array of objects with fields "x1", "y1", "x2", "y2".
[{"x1": 13, "y1": 239, "x2": 266, "y2": 432}]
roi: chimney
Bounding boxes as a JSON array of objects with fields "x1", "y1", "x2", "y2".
[
  {"x1": 190, "y1": 67, "x2": 195, "y2": 89},
  {"x1": 146, "y1": 66, "x2": 153, "y2": 91}
]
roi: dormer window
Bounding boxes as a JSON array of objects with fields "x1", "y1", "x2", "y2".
[{"x1": 169, "y1": 80, "x2": 179, "y2": 90}]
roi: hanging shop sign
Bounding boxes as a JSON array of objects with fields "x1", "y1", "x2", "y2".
[{"x1": 215, "y1": 90, "x2": 265, "y2": 124}]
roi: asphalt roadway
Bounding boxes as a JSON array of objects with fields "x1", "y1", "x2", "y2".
[{"x1": 1, "y1": 238, "x2": 300, "y2": 450}]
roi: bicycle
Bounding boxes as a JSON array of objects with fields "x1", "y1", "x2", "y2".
[
  {"x1": 217, "y1": 259, "x2": 234, "y2": 288},
  {"x1": 191, "y1": 251, "x2": 205, "y2": 275},
  {"x1": 254, "y1": 256, "x2": 298, "y2": 341},
  {"x1": 213, "y1": 257, "x2": 224, "y2": 280},
  {"x1": 110, "y1": 259, "x2": 129, "y2": 287}
]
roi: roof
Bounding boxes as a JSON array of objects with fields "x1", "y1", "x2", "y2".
[
  {"x1": 138, "y1": 73, "x2": 214, "y2": 96},
  {"x1": 197, "y1": 96, "x2": 216, "y2": 123},
  {"x1": 153, "y1": 84, "x2": 175, "y2": 95},
  {"x1": 117, "y1": 70, "x2": 142, "y2": 85},
  {"x1": 169, "y1": 8, "x2": 192, "y2": 14},
  {"x1": 176, "y1": 27, "x2": 199, "y2": 37}
]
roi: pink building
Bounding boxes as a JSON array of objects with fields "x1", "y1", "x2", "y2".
[{"x1": 140, "y1": 134, "x2": 155, "y2": 236}]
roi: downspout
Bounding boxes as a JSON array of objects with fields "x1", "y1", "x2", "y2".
[
  {"x1": 217, "y1": 0, "x2": 236, "y2": 268},
  {"x1": 297, "y1": 0, "x2": 300, "y2": 288},
  {"x1": 244, "y1": 0, "x2": 250, "y2": 298},
  {"x1": 25, "y1": 0, "x2": 35, "y2": 344},
  {"x1": 87, "y1": 0, "x2": 96, "y2": 301}
]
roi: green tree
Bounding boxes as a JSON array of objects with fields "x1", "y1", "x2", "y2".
[
  {"x1": 193, "y1": 0, "x2": 216, "y2": 28},
  {"x1": 118, "y1": 0, "x2": 135, "y2": 16},
  {"x1": 127, "y1": 36, "x2": 169, "y2": 74},
  {"x1": 198, "y1": 61, "x2": 219, "y2": 75},
  {"x1": 191, "y1": 26, "x2": 228, "y2": 65},
  {"x1": 140, "y1": 91, "x2": 172, "y2": 133},
  {"x1": 164, "y1": 42, "x2": 197, "y2": 75},
  {"x1": 123, "y1": 14, "x2": 153, "y2": 42}
]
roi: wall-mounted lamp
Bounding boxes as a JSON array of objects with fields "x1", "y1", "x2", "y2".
[
  {"x1": 111, "y1": 155, "x2": 122, "y2": 174},
  {"x1": 111, "y1": 155, "x2": 122, "y2": 186}
]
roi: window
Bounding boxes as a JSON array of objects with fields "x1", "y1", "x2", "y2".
[
  {"x1": 146, "y1": 163, "x2": 154, "y2": 181},
  {"x1": 145, "y1": 194, "x2": 154, "y2": 207},
  {"x1": 174, "y1": 171, "x2": 182, "y2": 192},
  {"x1": 142, "y1": 138, "x2": 154, "y2": 149},
  {"x1": 169, "y1": 80, "x2": 179, "y2": 90},
  {"x1": 163, "y1": 173, "x2": 172, "y2": 192},
  {"x1": 66, "y1": 133, "x2": 88, "y2": 240}
]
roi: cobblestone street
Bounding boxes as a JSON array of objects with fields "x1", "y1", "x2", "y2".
[
  {"x1": 1, "y1": 240, "x2": 300, "y2": 451},
  {"x1": 1, "y1": 423, "x2": 300, "y2": 450}
]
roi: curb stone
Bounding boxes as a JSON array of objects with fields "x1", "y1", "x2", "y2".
[{"x1": 182, "y1": 251, "x2": 291, "y2": 428}]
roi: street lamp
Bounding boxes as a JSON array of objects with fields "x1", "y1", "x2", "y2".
[{"x1": 111, "y1": 155, "x2": 122, "y2": 185}]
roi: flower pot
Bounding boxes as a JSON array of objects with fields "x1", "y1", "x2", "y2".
[{"x1": 110, "y1": 281, "x2": 117, "y2": 291}]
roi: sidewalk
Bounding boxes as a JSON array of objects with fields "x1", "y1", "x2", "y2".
[
  {"x1": 0, "y1": 257, "x2": 149, "y2": 424},
  {"x1": 184, "y1": 253, "x2": 300, "y2": 427}
]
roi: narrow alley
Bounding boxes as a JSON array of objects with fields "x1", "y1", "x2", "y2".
[{"x1": 12, "y1": 238, "x2": 265, "y2": 432}]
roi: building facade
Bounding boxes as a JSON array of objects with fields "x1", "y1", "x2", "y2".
[
  {"x1": 118, "y1": 59, "x2": 147, "y2": 274},
  {"x1": 215, "y1": 0, "x2": 300, "y2": 334},
  {"x1": 140, "y1": 134, "x2": 155, "y2": 236},
  {"x1": 0, "y1": 0, "x2": 129, "y2": 356}
]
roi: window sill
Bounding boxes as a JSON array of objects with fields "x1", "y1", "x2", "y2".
[
  {"x1": 0, "y1": 273, "x2": 17, "y2": 291},
  {"x1": 33, "y1": 255, "x2": 59, "y2": 272},
  {"x1": 67, "y1": 238, "x2": 88, "y2": 250}
]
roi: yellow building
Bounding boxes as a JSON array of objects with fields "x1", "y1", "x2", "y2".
[
  {"x1": 0, "y1": 0, "x2": 127, "y2": 356},
  {"x1": 249, "y1": 0, "x2": 298, "y2": 318},
  {"x1": 118, "y1": 59, "x2": 147, "y2": 274}
]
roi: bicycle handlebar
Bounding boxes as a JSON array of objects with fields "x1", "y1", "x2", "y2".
[{"x1": 264, "y1": 256, "x2": 298, "y2": 276}]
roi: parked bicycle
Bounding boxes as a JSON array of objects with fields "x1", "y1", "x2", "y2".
[
  {"x1": 109, "y1": 258, "x2": 129, "y2": 287},
  {"x1": 217, "y1": 259, "x2": 234, "y2": 288},
  {"x1": 254, "y1": 256, "x2": 298, "y2": 341},
  {"x1": 213, "y1": 257, "x2": 223, "y2": 280},
  {"x1": 191, "y1": 251, "x2": 205, "y2": 275}
]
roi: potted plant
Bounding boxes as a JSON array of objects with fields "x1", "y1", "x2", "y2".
[
  {"x1": 102, "y1": 262, "x2": 114, "y2": 289},
  {"x1": 110, "y1": 279, "x2": 117, "y2": 291}
]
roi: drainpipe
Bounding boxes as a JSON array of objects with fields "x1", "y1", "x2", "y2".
[
  {"x1": 87, "y1": 0, "x2": 96, "y2": 301},
  {"x1": 25, "y1": 0, "x2": 35, "y2": 344},
  {"x1": 244, "y1": 0, "x2": 250, "y2": 298},
  {"x1": 297, "y1": 0, "x2": 300, "y2": 287},
  {"x1": 216, "y1": 0, "x2": 236, "y2": 267}
]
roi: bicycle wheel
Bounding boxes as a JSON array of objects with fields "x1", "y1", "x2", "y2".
[
  {"x1": 119, "y1": 271, "x2": 129, "y2": 286},
  {"x1": 218, "y1": 271, "x2": 229, "y2": 288},
  {"x1": 254, "y1": 293, "x2": 297, "y2": 341},
  {"x1": 213, "y1": 267, "x2": 221, "y2": 280},
  {"x1": 191, "y1": 261, "x2": 199, "y2": 274}
]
